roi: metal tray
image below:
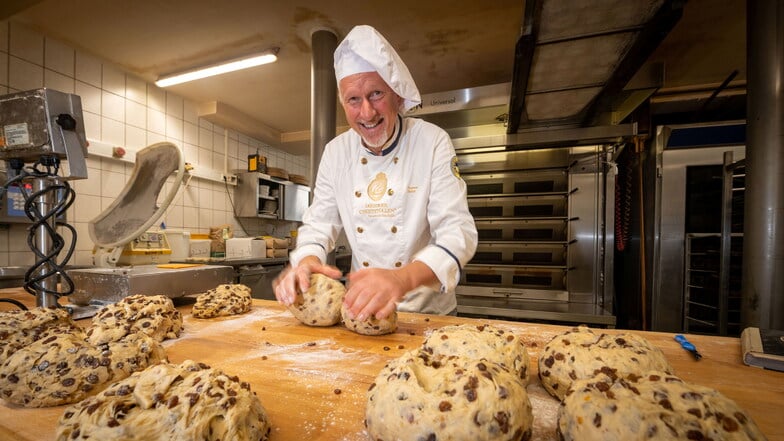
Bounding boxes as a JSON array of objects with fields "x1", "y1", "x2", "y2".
[{"x1": 67, "y1": 264, "x2": 235, "y2": 305}]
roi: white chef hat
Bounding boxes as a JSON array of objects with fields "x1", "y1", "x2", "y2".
[{"x1": 334, "y1": 25, "x2": 421, "y2": 113}]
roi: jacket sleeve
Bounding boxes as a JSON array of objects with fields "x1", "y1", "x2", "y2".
[
  {"x1": 289, "y1": 143, "x2": 343, "y2": 267},
  {"x1": 412, "y1": 128, "x2": 477, "y2": 293}
]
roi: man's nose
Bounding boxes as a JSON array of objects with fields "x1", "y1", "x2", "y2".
[{"x1": 359, "y1": 98, "x2": 376, "y2": 119}]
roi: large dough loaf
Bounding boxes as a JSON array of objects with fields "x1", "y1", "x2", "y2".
[
  {"x1": 56, "y1": 360, "x2": 271, "y2": 441},
  {"x1": 422, "y1": 324, "x2": 530, "y2": 384},
  {"x1": 192, "y1": 283, "x2": 252, "y2": 318},
  {"x1": 0, "y1": 307, "x2": 80, "y2": 361},
  {"x1": 366, "y1": 349, "x2": 533, "y2": 441},
  {"x1": 539, "y1": 326, "x2": 672, "y2": 400},
  {"x1": 86, "y1": 294, "x2": 183, "y2": 345},
  {"x1": 0, "y1": 330, "x2": 166, "y2": 407},
  {"x1": 558, "y1": 371, "x2": 767, "y2": 441},
  {"x1": 341, "y1": 303, "x2": 397, "y2": 335},
  {"x1": 287, "y1": 273, "x2": 345, "y2": 326}
]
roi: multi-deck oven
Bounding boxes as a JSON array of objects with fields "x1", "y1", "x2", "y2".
[{"x1": 455, "y1": 145, "x2": 616, "y2": 326}]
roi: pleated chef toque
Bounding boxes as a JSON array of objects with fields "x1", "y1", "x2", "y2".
[{"x1": 334, "y1": 25, "x2": 421, "y2": 113}]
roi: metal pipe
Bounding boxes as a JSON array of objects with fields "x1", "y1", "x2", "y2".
[
  {"x1": 309, "y1": 28, "x2": 338, "y2": 188},
  {"x1": 742, "y1": 0, "x2": 784, "y2": 329},
  {"x1": 32, "y1": 177, "x2": 58, "y2": 308},
  {"x1": 719, "y1": 151, "x2": 733, "y2": 335}
]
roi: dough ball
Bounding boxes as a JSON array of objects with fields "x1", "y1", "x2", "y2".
[
  {"x1": 538, "y1": 326, "x2": 673, "y2": 401},
  {"x1": 0, "y1": 331, "x2": 166, "y2": 407},
  {"x1": 558, "y1": 371, "x2": 766, "y2": 441},
  {"x1": 192, "y1": 283, "x2": 252, "y2": 318},
  {"x1": 287, "y1": 274, "x2": 345, "y2": 326},
  {"x1": 341, "y1": 304, "x2": 398, "y2": 336},
  {"x1": 86, "y1": 294, "x2": 183, "y2": 345},
  {"x1": 0, "y1": 307, "x2": 80, "y2": 360},
  {"x1": 56, "y1": 360, "x2": 271, "y2": 441},
  {"x1": 366, "y1": 349, "x2": 533, "y2": 441},
  {"x1": 422, "y1": 324, "x2": 530, "y2": 384}
]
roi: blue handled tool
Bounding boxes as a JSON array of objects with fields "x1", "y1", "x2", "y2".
[{"x1": 674, "y1": 334, "x2": 702, "y2": 360}]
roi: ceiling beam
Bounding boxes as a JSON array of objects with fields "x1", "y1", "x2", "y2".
[
  {"x1": 506, "y1": 0, "x2": 543, "y2": 134},
  {"x1": 0, "y1": 0, "x2": 44, "y2": 20}
]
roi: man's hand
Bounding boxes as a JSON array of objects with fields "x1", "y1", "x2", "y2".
[
  {"x1": 343, "y1": 261, "x2": 437, "y2": 320},
  {"x1": 343, "y1": 268, "x2": 406, "y2": 321},
  {"x1": 273, "y1": 256, "x2": 342, "y2": 305}
]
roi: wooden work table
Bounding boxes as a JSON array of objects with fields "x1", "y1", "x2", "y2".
[{"x1": 0, "y1": 287, "x2": 782, "y2": 440}]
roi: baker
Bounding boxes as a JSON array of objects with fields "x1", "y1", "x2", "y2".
[{"x1": 274, "y1": 25, "x2": 477, "y2": 321}]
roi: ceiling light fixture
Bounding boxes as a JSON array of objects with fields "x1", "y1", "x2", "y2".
[{"x1": 155, "y1": 47, "x2": 280, "y2": 87}]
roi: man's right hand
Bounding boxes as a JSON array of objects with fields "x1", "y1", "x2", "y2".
[{"x1": 272, "y1": 255, "x2": 342, "y2": 305}]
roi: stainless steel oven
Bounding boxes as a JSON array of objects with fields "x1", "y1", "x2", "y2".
[{"x1": 455, "y1": 146, "x2": 615, "y2": 326}]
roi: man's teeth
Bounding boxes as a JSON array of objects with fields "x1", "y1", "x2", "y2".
[{"x1": 361, "y1": 121, "x2": 379, "y2": 128}]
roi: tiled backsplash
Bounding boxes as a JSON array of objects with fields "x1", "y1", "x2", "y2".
[{"x1": 0, "y1": 20, "x2": 306, "y2": 267}]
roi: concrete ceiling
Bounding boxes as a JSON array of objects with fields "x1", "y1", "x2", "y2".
[{"x1": 8, "y1": 0, "x2": 746, "y2": 156}]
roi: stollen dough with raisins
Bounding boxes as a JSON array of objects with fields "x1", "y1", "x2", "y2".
[
  {"x1": 0, "y1": 330, "x2": 166, "y2": 407},
  {"x1": 341, "y1": 303, "x2": 398, "y2": 336},
  {"x1": 538, "y1": 326, "x2": 673, "y2": 401},
  {"x1": 0, "y1": 307, "x2": 80, "y2": 361},
  {"x1": 558, "y1": 371, "x2": 766, "y2": 441},
  {"x1": 56, "y1": 360, "x2": 271, "y2": 441},
  {"x1": 287, "y1": 273, "x2": 345, "y2": 326},
  {"x1": 422, "y1": 324, "x2": 530, "y2": 384},
  {"x1": 86, "y1": 294, "x2": 183, "y2": 345},
  {"x1": 192, "y1": 283, "x2": 252, "y2": 318},
  {"x1": 366, "y1": 348, "x2": 533, "y2": 441}
]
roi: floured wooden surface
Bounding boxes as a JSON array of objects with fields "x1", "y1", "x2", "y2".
[{"x1": 1, "y1": 290, "x2": 782, "y2": 441}]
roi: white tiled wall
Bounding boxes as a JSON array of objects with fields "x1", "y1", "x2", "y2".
[{"x1": 0, "y1": 20, "x2": 308, "y2": 267}]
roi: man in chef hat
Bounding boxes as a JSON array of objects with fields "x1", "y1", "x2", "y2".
[{"x1": 275, "y1": 25, "x2": 477, "y2": 320}]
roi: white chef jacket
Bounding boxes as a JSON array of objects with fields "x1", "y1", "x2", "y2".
[{"x1": 290, "y1": 116, "x2": 477, "y2": 314}]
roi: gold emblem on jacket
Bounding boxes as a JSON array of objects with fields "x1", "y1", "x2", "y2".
[
  {"x1": 368, "y1": 172, "x2": 388, "y2": 201},
  {"x1": 451, "y1": 156, "x2": 461, "y2": 179}
]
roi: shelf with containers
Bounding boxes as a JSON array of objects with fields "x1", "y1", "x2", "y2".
[{"x1": 233, "y1": 171, "x2": 310, "y2": 221}]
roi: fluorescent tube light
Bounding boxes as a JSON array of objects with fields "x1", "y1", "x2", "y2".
[{"x1": 155, "y1": 48, "x2": 279, "y2": 87}]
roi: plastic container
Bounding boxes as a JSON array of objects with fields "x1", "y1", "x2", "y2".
[
  {"x1": 165, "y1": 229, "x2": 191, "y2": 261},
  {"x1": 189, "y1": 239, "x2": 211, "y2": 258}
]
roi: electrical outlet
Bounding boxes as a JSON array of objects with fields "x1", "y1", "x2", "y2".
[{"x1": 222, "y1": 174, "x2": 238, "y2": 185}]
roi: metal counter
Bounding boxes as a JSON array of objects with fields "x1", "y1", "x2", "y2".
[{"x1": 174, "y1": 257, "x2": 289, "y2": 300}]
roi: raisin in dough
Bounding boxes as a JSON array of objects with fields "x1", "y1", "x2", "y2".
[
  {"x1": 56, "y1": 360, "x2": 271, "y2": 441},
  {"x1": 0, "y1": 331, "x2": 166, "y2": 407},
  {"x1": 366, "y1": 349, "x2": 533, "y2": 441},
  {"x1": 538, "y1": 325, "x2": 673, "y2": 401},
  {"x1": 287, "y1": 273, "x2": 345, "y2": 326},
  {"x1": 558, "y1": 371, "x2": 766, "y2": 441},
  {"x1": 0, "y1": 307, "x2": 80, "y2": 361},
  {"x1": 86, "y1": 294, "x2": 183, "y2": 345},
  {"x1": 192, "y1": 283, "x2": 252, "y2": 318},
  {"x1": 341, "y1": 303, "x2": 398, "y2": 336},
  {"x1": 422, "y1": 324, "x2": 530, "y2": 384}
]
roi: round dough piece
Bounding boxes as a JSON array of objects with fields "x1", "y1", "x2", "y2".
[
  {"x1": 192, "y1": 283, "x2": 252, "y2": 318},
  {"x1": 56, "y1": 360, "x2": 271, "y2": 441},
  {"x1": 538, "y1": 326, "x2": 673, "y2": 401},
  {"x1": 0, "y1": 307, "x2": 80, "y2": 360},
  {"x1": 341, "y1": 304, "x2": 398, "y2": 336},
  {"x1": 287, "y1": 273, "x2": 345, "y2": 326},
  {"x1": 366, "y1": 349, "x2": 533, "y2": 441},
  {"x1": 422, "y1": 324, "x2": 530, "y2": 384},
  {"x1": 0, "y1": 331, "x2": 166, "y2": 407},
  {"x1": 86, "y1": 294, "x2": 183, "y2": 345},
  {"x1": 558, "y1": 371, "x2": 766, "y2": 441}
]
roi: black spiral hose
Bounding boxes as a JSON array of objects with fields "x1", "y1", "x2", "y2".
[
  {"x1": 615, "y1": 153, "x2": 633, "y2": 252},
  {"x1": 3, "y1": 155, "x2": 77, "y2": 303}
]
